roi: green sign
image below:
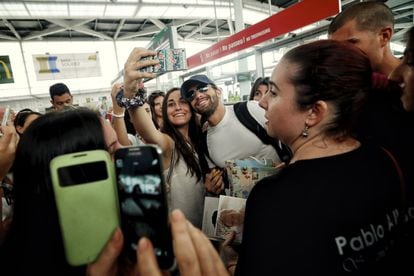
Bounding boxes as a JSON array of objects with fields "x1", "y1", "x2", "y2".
[
  {"x1": 147, "y1": 28, "x2": 169, "y2": 50},
  {"x1": 236, "y1": 72, "x2": 251, "y2": 82},
  {"x1": 0, "y1": 56, "x2": 14, "y2": 84}
]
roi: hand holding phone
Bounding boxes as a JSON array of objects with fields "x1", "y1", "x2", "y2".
[
  {"x1": 140, "y1": 49, "x2": 187, "y2": 74},
  {"x1": 114, "y1": 145, "x2": 175, "y2": 270},
  {"x1": 50, "y1": 150, "x2": 120, "y2": 266}
]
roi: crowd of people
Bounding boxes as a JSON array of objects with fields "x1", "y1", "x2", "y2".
[{"x1": 0, "y1": 1, "x2": 413, "y2": 275}]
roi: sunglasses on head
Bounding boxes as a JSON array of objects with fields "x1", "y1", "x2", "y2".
[{"x1": 183, "y1": 85, "x2": 210, "y2": 101}]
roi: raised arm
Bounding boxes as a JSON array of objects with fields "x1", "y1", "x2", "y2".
[
  {"x1": 123, "y1": 47, "x2": 173, "y2": 166},
  {"x1": 110, "y1": 83, "x2": 131, "y2": 146}
]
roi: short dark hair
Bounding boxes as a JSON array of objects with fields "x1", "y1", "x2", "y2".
[
  {"x1": 13, "y1": 108, "x2": 42, "y2": 135},
  {"x1": 49, "y1": 83, "x2": 71, "y2": 99},
  {"x1": 328, "y1": 2, "x2": 394, "y2": 34},
  {"x1": 282, "y1": 40, "x2": 372, "y2": 140}
]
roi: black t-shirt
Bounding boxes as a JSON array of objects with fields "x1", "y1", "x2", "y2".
[{"x1": 236, "y1": 144, "x2": 406, "y2": 276}]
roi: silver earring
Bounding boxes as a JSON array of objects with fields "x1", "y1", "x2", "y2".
[{"x1": 301, "y1": 125, "x2": 309, "y2": 138}]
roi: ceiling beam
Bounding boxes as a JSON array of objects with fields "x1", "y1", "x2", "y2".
[
  {"x1": 227, "y1": 18, "x2": 234, "y2": 35},
  {"x1": 191, "y1": 32, "x2": 231, "y2": 41},
  {"x1": 2, "y1": 19, "x2": 21, "y2": 40},
  {"x1": 72, "y1": 25, "x2": 113, "y2": 40},
  {"x1": 36, "y1": 19, "x2": 106, "y2": 40},
  {"x1": 23, "y1": 25, "x2": 67, "y2": 40},
  {"x1": 394, "y1": 10, "x2": 414, "y2": 20},
  {"x1": 184, "y1": 20, "x2": 214, "y2": 39},
  {"x1": 114, "y1": 19, "x2": 125, "y2": 39},
  {"x1": 47, "y1": 19, "x2": 95, "y2": 29},
  {"x1": 393, "y1": 23, "x2": 414, "y2": 41},
  {"x1": 395, "y1": 22, "x2": 414, "y2": 29},
  {"x1": 149, "y1": 19, "x2": 166, "y2": 30},
  {"x1": 0, "y1": 33, "x2": 17, "y2": 41},
  {"x1": 117, "y1": 25, "x2": 160, "y2": 40},
  {"x1": 172, "y1": 19, "x2": 201, "y2": 28}
]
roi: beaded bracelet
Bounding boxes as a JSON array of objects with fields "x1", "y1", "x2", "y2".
[{"x1": 116, "y1": 89, "x2": 147, "y2": 110}]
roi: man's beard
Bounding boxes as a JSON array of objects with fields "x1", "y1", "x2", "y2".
[{"x1": 195, "y1": 93, "x2": 219, "y2": 118}]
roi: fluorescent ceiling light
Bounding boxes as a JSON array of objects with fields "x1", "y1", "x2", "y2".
[
  {"x1": 69, "y1": 4, "x2": 105, "y2": 17},
  {"x1": 243, "y1": 9, "x2": 268, "y2": 25},
  {"x1": 136, "y1": 5, "x2": 169, "y2": 18},
  {"x1": 141, "y1": 0, "x2": 175, "y2": 3},
  {"x1": 187, "y1": 6, "x2": 231, "y2": 19},
  {"x1": 105, "y1": 4, "x2": 136, "y2": 16},
  {"x1": 141, "y1": 0, "x2": 227, "y2": 5},
  {"x1": 26, "y1": 3, "x2": 68, "y2": 17},
  {"x1": 67, "y1": 0, "x2": 108, "y2": 2},
  {"x1": 162, "y1": 6, "x2": 196, "y2": 18},
  {"x1": 0, "y1": 3, "x2": 29, "y2": 16}
]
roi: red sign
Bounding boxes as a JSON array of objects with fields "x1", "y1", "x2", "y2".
[{"x1": 187, "y1": 0, "x2": 340, "y2": 69}]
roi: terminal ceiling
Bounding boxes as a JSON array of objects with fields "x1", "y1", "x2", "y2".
[{"x1": 0, "y1": 0, "x2": 413, "y2": 47}]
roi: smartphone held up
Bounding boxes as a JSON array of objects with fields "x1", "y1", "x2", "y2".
[
  {"x1": 50, "y1": 145, "x2": 174, "y2": 268},
  {"x1": 140, "y1": 48, "x2": 187, "y2": 74},
  {"x1": 114, "y1": 145, "x2": 175, "y2": 270},
  {"x1": 50, "y1": 150, "x2": 120, "y2": 266}
]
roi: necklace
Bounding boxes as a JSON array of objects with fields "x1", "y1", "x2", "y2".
[{"x1": 291, "y1": 135, "x2": 360, "y2": 163}]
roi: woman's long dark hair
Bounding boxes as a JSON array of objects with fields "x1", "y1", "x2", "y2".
[
  {"x1": 1, "y1": 108, "x2": 106, "y2": 275},
  {"x1": 161, "y1": 88, "x2": 208, "y2": 181}
]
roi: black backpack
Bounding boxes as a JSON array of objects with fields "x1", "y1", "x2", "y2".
[
  {"x1": 233, "y1": 101, "x2": 292, "y2": 163},
  {"x1": 201, "y1": 101, "x2": 292, "y2": 165}
]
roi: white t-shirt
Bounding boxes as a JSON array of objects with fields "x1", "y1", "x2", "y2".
[
  {"x1": 127, "y1": 134, "x2": 144, "y2": 146},
  {"x1": 164, "y1": 149, "x2": 205, "y2": 229},
  {"x1": 206, "y1": 101, "x2": 279, "y2": 168}
]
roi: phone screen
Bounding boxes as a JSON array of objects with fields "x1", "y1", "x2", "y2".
[
  {"x1": 114, "y1": 146, "x2": 174, "y2": 269},
  {"x1": 58, "y1": 161, "x2": 108, "y2": 186}
]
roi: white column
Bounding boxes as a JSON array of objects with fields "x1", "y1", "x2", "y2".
[{"x1": 233, "y1": 0, "x2": 250, "y2": 101}]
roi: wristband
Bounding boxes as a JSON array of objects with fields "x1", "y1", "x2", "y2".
[
  {"x1": 116, "y1": 89, "x2": 147, "y2": 110},
  {"x1": 111, "y1": 112, "x2": 125, "y2": 118}
]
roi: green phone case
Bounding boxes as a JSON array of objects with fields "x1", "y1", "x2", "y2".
[{"x1": 50, "y1": 150, "x2": 120, "y2": 266}]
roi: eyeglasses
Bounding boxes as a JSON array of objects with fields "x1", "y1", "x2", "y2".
[
  {"x1": 0, "y1": 182, "x2": 14, "y2": 205},
  {"x1": 183, "y1": 86, "x2": 210, "y2": 101}
]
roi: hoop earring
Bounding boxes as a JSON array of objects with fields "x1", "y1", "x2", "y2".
[{"x1": 301, "y1": 124, "x2": 309, "y2": 138}]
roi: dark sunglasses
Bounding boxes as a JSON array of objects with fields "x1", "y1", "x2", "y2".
[{"x1": 183, "y1": 86, "x2": 210, "y2": 101}]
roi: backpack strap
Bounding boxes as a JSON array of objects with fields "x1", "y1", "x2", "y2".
[
  {"x1": 199, "y1": 118, "x2": 215, "y2": 165},
  {"x1": 233, "y1": 101, "x2": 292, "y2": 163}
]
